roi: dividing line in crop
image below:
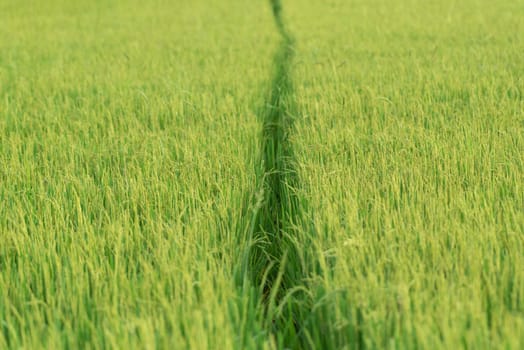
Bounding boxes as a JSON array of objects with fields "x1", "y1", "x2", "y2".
[
  {"x1": 250, "y1": 0, "x2": 296, "y2": 297},
  {"x1": 240, "y1": 0, "x2": 321, "y2": 347}
]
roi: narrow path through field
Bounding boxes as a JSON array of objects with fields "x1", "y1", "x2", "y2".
[
  {"x1": 243, "y1": 0, "x2": 318, "y2": 347},
  {"x1": 249, "y1": 0, "x2": 297, "y2": 295}
]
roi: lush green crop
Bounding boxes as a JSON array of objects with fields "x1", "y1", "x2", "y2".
[{"x1": 0, "y1": 0, "x2": 523, "y2": 349}]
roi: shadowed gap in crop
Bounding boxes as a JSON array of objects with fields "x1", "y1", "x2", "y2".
[
  {"x1": 234, "y1": 1, "x2": 361, "y2": 348},
  {"x1": 244, "y1": 0, "x2": 313, "y2": 344}
]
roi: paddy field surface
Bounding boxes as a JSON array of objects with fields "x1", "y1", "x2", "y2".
[{"x1": 0, "y1": 0, "x2": 523, "y2": 348}]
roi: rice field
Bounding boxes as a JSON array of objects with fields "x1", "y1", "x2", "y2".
[{"x1": 0, "y1": 0, "x2": 523, "y2": 349}]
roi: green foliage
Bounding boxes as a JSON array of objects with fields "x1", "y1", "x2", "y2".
[{"x1": 0, "y1": 0, "x2": 523, "y2": 349}]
